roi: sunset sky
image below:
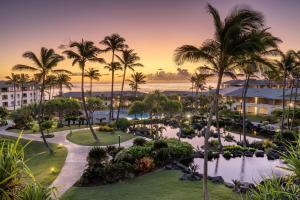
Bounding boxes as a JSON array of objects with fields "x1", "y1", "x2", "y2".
[{"x1": 1, "y1": 0, "x2": 300, "y2": 82}]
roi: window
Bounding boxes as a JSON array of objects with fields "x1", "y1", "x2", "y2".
[
  {"x1": 2, "y1": 95, "x2": 8, "y2": 100},
  {"x1": 23, "y1": 93, "x2": 27, "y2": 98},
  {"x1": 17, "y1": 101, "x2": 20, "y2": 105},
  {"x1": 17, "y1": 94, "x2": 20, "y2": 98},
  {"x1": 23, "y1": 100, "x2": 27, "y2": 104},
  {"x1": 30, "y1": 93, "x2": 32, "y2": 97},
  {"x1": 11, "y1": 101, "x2": 14, "y2": 106},
  {"x1": 11, "y1": 94, "x2": 13, "y2": 98},
  {"x1": 2, "y1": 102, "x2": 8, "y2": 107}
]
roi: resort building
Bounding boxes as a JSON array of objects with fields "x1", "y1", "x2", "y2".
[{"x1": 0, "y1": 81, "x2": 39, "y2": 110}]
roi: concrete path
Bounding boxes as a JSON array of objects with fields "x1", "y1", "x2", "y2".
[{"x1": 0, "y1": 124, "x2": 138, "y2": 197}]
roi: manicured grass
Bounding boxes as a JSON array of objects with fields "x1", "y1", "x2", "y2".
[
  {"x1": 0, "y1": 136, "x2": 67, "y2": 186},
  {"x1": 62, "y1": 170, "x2": 241, "y2": 200},
  {"x1": 7, "y1": 124, "x2": 89, "y2": 134},
  {"x1": 66, "y1": 129, "x2": 135, "y2": 146},
  {"x1": 246, "y1": 114, "x2": 274, "y2": 123}
]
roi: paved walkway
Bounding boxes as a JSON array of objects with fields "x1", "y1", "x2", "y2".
[{"x1": 0, "y1": 124, "x2": 138, "y2": 197}]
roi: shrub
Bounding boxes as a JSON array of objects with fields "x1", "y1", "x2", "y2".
[
  {"x1": 223, "y1": 151, "x2": 232, "y2": 159},
  {"x1": 98, "y1": 125, "x2": 113, "y2": 132},
  {"x1": 115, "y1": 118, "x2": 131, "y2": 131},
  {"x1": 165, "y1": 139, "x2": 194, "y2": 160},
  {"x1": 281, "y1": 130, "x2": 297, "y2": 142},
  {"x1": 104, "y1": 161, "x2": 135, "y2": 183},
  {"x1": 153, "y1": 140, "x2": 168, "y2": 150},
  {"x1": 40, "y1": 120, "x2": 54, "y2": 133},
  {"x1": 106, "y1": 146, "x2": 124, "y2": 158},
  {"x1": 136, "y1": 157, "x2": 155, "y2": 172},
  {"x1": 87, "y1": 147, "x2": 108, "y2": 166},
  {"x1": 209, "y1": 139, "x2": 219, "y2": 148},
  {"x1": 153, "y1": 147, "x2": 171, "y2": 166},
  {"x1": 11, "y1": 108, "x2": 34, "y2": 129},
  {"x1": 18, "y1": 182, "x2": 55, "y2": 200},
  {"x1": 115, "y1": 146, "x2": 152, "y2": 163},
  {"x1": 181, "y1": 127, "x2": 196, "y2": 136},
  {"x1": 262, "y1": 139, "x2": 274, "y2": 149},
  {"x1": 133, "y1": 137, "x2": 147, "y2": 146}
]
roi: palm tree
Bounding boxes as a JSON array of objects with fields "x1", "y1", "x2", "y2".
[
  {"x1": 274, "y1": 50, "x2": 300, "y2": 134},
  {"x1": 63, "y1": 40, "x2": 104, "y2": 142},
  {"x1": 100, "y1": 33, "x2": 128, "y2": 121},
  {"x1": 18, "y1": 74, "x2": 30, "y2": 107},
  {"x1": 103, "y1": 61, "x2": 122, "y2": 120},
  {"x1": 56, "y1": 73, "x2": 73, "y2": 97},
  {"x1": 30, "y1": 74, "x2": 41, "y2": 103},
  {"x1": 44, "y1": 74, "x2": 57, "y2": 100},
  {"x1": 189, "y1": 75, "x2": 197, "y2": 109},
  {"x1": 5, "y1": 73, "x2": 20, "y2": 111},
  {"x1": 116, "y1": 49, "x2": 143, "y2": 121},
  {"x1": 85, "y1": 67, "x2": 101, "y2": 97},
  {"x1": 174, "y1": 4, "x2": 279, "y2": 199},
  {"x1": 128, "y1": 72, "x2": 146, "y2": 98},
  {"x1": 13, "y1": 47, "x2": 65, "y2": 154},
  {"x1": 290, "y1": 51, "x2": 300, "y2": 128}
]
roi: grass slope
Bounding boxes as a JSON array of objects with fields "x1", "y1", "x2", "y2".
[
  {"x1": 67, "y1": 130, "x2": 135, "y2": 146},
  {"x1": 62, "y1": 170, "x2": 241, "y2": 200},
  {"x1": 0, "y1": 136, "x2": 67, "y2": 186}
]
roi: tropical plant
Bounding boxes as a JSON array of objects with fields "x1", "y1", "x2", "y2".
[
  {"x1": 274, "y1": 50, "x2": 300, "y2": 134},
  {"x1": 13, "y1": 47, "x2": 65, "y2": 153},
  {"x1": 174, "y1": 4, "x2": 279, "y2": 199},
  {"x1": 116, "y1": 49, "x2": 143, "y2": 121},
  {"x1": 128, "y1": 72, "x2": 146, "y2": 98},
  {"x1": 128, "y1": 100, "x2": 147, "y2": 120},
  {"x1": 56, "y1": 72, "x2": 73, "y2": 97},
  {"x1": 44, "y1": 74, "x2": 57, "y2": 100},
  {"x1": 85, "y1": 67, "x2": 101, "y2": 96},
  {"x1": 18, "y1": 73, "x2": 30, "y2": 107},
  {"x1": 86, "y1": 97, "x2": 105, "y2": 124},
  {"x1": 100, "y1": 33, "x2": 128, "y2": 121},
  {"x1": 17, "y1": 182, "x2": 56, "y2": 200},
  {"x1": 63, "y1": 40, "x2": 104, "y2": 142},
  {"x1": 5, "y1": 73, "x2": 20, "y2": 111}
]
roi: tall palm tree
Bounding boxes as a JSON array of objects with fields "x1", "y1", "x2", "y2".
[
  {"x1": 103, "y1": 61, "x2": 122, "y2": 120},
  {"x1": 13, "y1": 47, "x2": 65, "y2": 154},
  {"x1": 63, "y1": 40, "x2": 104, "y2": 142},
  {"x1": 56, "y1": 73, "x2": 73, "y2": 97},
  {"x1": 100, "y1": 33, "x2": 128, "y2": 121},
  {"x1": 18, "y1": 74, "x2": 30, "y2": 107},
  {"x1": 189, "y1": 75, "x2": 196, "y2": 109},
  {"x1": 30, "y1": 73, "x2": 41, "y2": 103},
  {"x1": 5, "y1": 73, "x2": 20, "y2": 111},
  {"x1": 174, "y1": 4, "x2": 279, "y2": 199},
  {"x1": 44, "y1": 74, "x2": 57, "y2": 100},
  {"x1": 274, "y1": 50, "x2": 300, "y2": 134},
  {"x1": 128, "y1": 72, "x2": 146, "y2": 98},
  {"x1": 116, "y1": 49, "x2": 143, "y2": 121},
  {"x1": 85, "y1": 67, "x2": 101, "y2": 97},
  {"x1": 193, "y1": 72, "x2": 214, "y2": 109},
  {"x1": 290, "y1": 51, "x2": 300, "y2": 128}
]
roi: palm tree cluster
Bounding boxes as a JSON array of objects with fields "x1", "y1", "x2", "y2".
[{"x1": 174, "y1": 4, "x2": 281, "y2": 199}]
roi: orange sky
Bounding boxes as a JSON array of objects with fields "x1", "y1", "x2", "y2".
[{"x1": 1, "y1": 0, "x2": 300, "y2": 82}]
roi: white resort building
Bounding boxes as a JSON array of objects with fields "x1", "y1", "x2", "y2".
[{"x1": 0, "y1": 81, "x2": 39, "y2": 110}]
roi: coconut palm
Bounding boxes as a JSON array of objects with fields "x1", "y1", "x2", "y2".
[
  {"x1": 19, "y1": 74, "x2": 30, "y2": 107},
  {"x1": 128, "y1": 72, "x2": 146, "y2": 98},
  {"x1": 63, "y1": 40, "x2": 104, "y2": 142},
  {"x1": 85, "y1": 67, "x2": 101, "y2": 97},
  {"x1": 13, "y1": 47, "x2": 65, "y2": 153},
  {"x1": 174, "y1": 4, "x2": 280, "y2": 199},
  {"x1": 103, "y1": 61, "x2": 122, "y2": 120},
  {"x1": 116, "y1": 49, "x2": 143, "y2": 121},
  {"x1": 290, "y1": 52, "x2": 300, "y2": 128},
  {"x1": 5, "y1": 73, "x2": 20, "y2": 111},
  {"x1": 30, "y1": 74, "x2": 41, "y2": 103},
  {"x1": 274, "y1": 50, "x2": 300, "y2": 134},
  {"x1": 56, "y1": 73, "x2": 73, "y2": 97},
  {"x1": 100, "y1": 33, "x2": 128, "y2": 121},
  {"x1": 44, "y1": 74, "x2": 57, "y2": 100}
]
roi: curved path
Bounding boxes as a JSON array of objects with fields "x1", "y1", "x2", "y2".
[{"x1": 0, "y1": 124, "x2": 138, "y2": 197}]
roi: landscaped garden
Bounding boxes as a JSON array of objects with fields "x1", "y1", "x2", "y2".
[
  {"x1": 62, "y1": 170, "x2": 241, "y2": 200},
  {"x1": 66, "y1": 129, "x2": 135, "y2": 146}
]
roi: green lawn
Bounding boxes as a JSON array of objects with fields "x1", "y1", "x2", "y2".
[
  {"x1": 66, "y1": 130, "x2": 135, "y2": 146},
  {"x1": 62, "y1": 170, "x2": 241, "y2": 200},
  {"x1": 0, "y1": 136, "x2": 67, "y2": 186},
  {"x1": 7, "y1": 124, "x2": 89, "y2": 134}
]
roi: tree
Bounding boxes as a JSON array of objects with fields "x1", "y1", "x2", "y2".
[
  {"x1": 86, "y1": 97, "x2": 105, "y2": 124},
  {"x1": 103, "y1": 61, "x2": 122, "y2": 120},
  {"x1": 189, "y1": 74, "x2": 196, "y2": 109},
  {"x1": 63, "y1": 39, "x2": 104, "y2": 142},
  {"x1": 128, "y1": 101, "x2": 147, "y2": 120},
  {"x1": 56, "y1": 73, "x2": 73, "y2": 97},
  {"x1": 100, "y1": 33, "x2": 128, "y2": 121},
  {"x1": 116, "y1": 49, "x2": 143, "y2": 122},
  {"x1": 18, "y1": 73, "x2": 30, "y2": 107},
  {"x1": 174, "y1": 4, "x2": 279, "y2": 199},
  {"x1": 128, "y1": 72, "x2": 146, "y2": 98},
  {"x1": 13, "y1": 47, "x2": 65, "y2": 154},
  {"x1": 44, "y1": 74, "x2": 57, "y2": 100},
  {"x1": 5, "y1": 73, "x2": 20, "y2": 111},
  {"x1": 143, "y1": 90, "x2": 168, "y2": 119},
  {"x1": 164, "y1": 100, "x2": 182, "y2": 118},
  {"x1": 274, "y1": 50, "x2": 300, "y2": 134},
  {"x1": 85, "y1": 67, "x2": 101, "y2": 97}
]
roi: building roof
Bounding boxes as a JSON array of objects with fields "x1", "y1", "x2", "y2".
[
  {"x1": 222, "y1": 79, "x2": 283, "y2": 86},
  {"x1": 63, "y1": 91, "x2": 146, "y2": 98}
]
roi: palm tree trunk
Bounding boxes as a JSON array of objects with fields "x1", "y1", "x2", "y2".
[
  {"x1": 191, "y1": 82, "x2": 194, "y2": 110},
  {"x1": 13, "y1": 82, "x2": 16, "y2": 111},
  {"x1": 81, "y1": 66, "x2": 99, "y2": 142},
  {"x1": 21, "y1": 84, "x2": 23, "y2": 107},
  {"x1": 281, "y1": 72, "x2": 287, "y2": 135},
  {"x1": 117, "y1": 66, "x2": 127, "y2": 122},
  {"x1": 291, "y1": 79, "x2": 298, "y2": 128},
  {"x1": 59, "y1": 84, "x2": 63, "y2": 97},
  {"x1": 109, "y1": 50, "x2": 115, "y2": 121},
  {"x1": 33, "y1": 83, "x2": 36, "y2": 103},
  {"x1": 287, "y1": 84, "x2": 294, "y2": 129},
  {"x1": 242, "y1": 75, "x2": 250, "y2": 147},
  {"x1": 203, "y1": 72, "x2": 223, "y2": 200},
  {"x1": 90, "y1": 78, "x2": 93, "y2": 97},
  {"x1": 37, "y1": 76, "x2": 53, "y2": 154}
]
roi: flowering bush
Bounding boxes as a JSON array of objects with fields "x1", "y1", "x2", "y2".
[{"x1": 136, "y1": 157, "x2": 155, "y2": 172}]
